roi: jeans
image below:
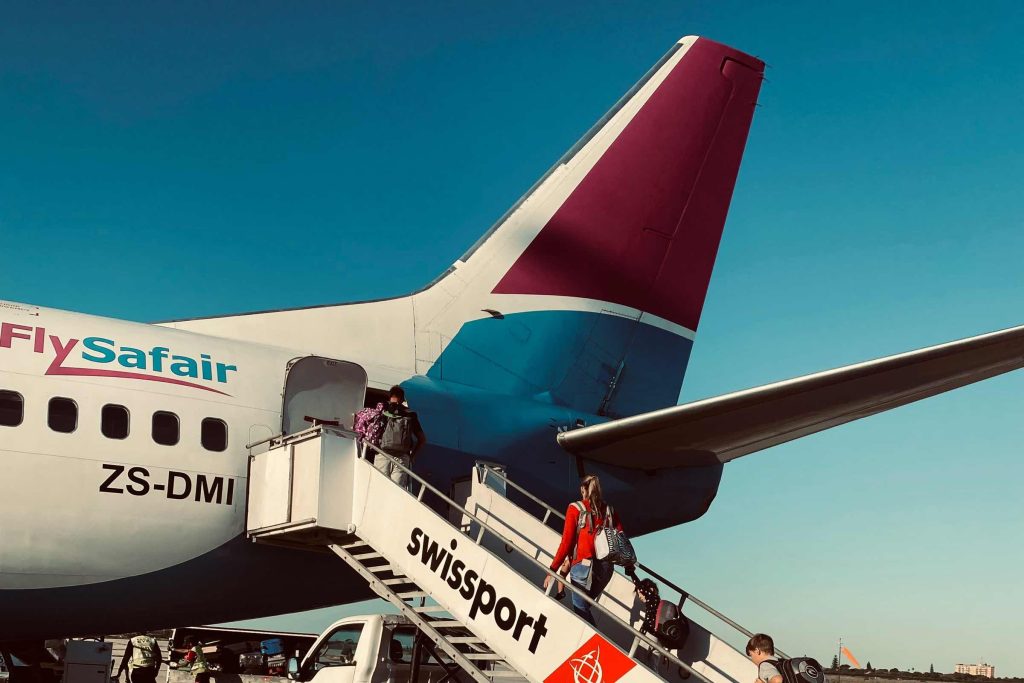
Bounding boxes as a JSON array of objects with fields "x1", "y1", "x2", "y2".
[
  {"x1": 129, "y1": 668, "x2": 157, "y2": 683},
  {"x1": 374, "y1": 452, "x2": 411, "y2": 490},
  {"x1": 569, "y1": 559, "x2": 614, "y2": 625}
]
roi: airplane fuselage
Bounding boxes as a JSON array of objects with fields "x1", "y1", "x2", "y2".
[{"x1": 0, "y1": 301, "x2": 721, "y2": 639}]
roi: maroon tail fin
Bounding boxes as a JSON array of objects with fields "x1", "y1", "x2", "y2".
[{"x1": 491, "y1": 37, "x2": 764, "y2": 333}]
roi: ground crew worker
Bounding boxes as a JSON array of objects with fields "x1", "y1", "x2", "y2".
[
  {"x1": 116, "y1": 633, "x2": 162, "y2": 683},
  {"x1": 182, "y1": 637, "x2": 211, "y2": 683}
]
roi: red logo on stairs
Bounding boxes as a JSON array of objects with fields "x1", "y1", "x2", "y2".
[{"x1": 544, "y1": 634, "x2": 636, "y2": 683}]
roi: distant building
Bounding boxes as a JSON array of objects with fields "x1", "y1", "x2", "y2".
[{"x1": 954, "y1": 663, "x2": 995, "y2": 678}]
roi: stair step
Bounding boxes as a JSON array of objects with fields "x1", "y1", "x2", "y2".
[
  {"x1": 458, "y1": 642, "x2": 490, "y2": 653},
  {"x1": 488, "y1": 671, "x2": 523, "y2": 678},
  {"x1": 368, "y1": 563, "x2": 399, "y2": 574},
  {"x1": 351, "y1": 551, "x2": 382, "y2": 561},
  {"x1": 412, "y1": 605, "x2": 449, "y2": 613},
  {"x1": 382, "y1": 578, "x2": 416, "y2": 586},
  {"x1": 397, "y1": 591, "x2": 429, "y2": 600},
  {"x1": 427, "y1": 621, "x2": 464, "y2": 629},
  {"x1": 447, "y1": 637, "x2": 484, "y2": 644},
  {"x1": 465, "y1": 654, "x2": 504, "y2": 661}
]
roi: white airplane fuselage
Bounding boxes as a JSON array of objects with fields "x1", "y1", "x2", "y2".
[
  {"x1": 0, "y1": 301, "x2": 722, "y2": 640},
  {"x1": 0, "y1": 304, "x2": 319, "y2": 637}
]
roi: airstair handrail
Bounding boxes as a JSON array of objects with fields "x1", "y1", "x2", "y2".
[
  {"x1": 347, "y1": 431, "x2": 717, "y2": 683},
  {"x1": 474, "y1": 463, "x2": 790, "y2": 660}
]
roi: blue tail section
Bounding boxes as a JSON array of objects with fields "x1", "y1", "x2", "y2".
[{"x1": 427, "y1": 311, "x2": 692, "y2": 417}]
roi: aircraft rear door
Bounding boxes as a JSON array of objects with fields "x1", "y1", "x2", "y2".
[{"x1": 282, "y1": 357, "x2": 367, "y2": 435}]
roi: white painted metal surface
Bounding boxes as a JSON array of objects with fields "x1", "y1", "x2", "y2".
[
  {"x1": 0, "y1": 303, "x2": 296, "y2": 589},
  {"x1": 463, "y1": 474, "x2": 754, "y2": 683},
  {"x1": 248, "y1": 431, "x2": 360, "y2": 535},
  {"x1": 299, "y1": 614, "x2": 476, "y2": 683},
  {"x1": 247, "y1": 429, "x2": 745, "y2": 683},
  {"x1": 63, "y1": 641, "x2": 112, "y2": 683},
  {"x1": 282, "y1": 357, "x2": 367, "y2": 434}
]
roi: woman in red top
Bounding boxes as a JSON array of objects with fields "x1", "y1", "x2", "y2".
[{"x1": 544, "y1": 474, "x2": 623, "y2": 625}]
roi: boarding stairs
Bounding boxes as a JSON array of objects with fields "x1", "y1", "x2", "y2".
[{"x1": 246, "y1": 426, "x2": 782, "y2": 683}]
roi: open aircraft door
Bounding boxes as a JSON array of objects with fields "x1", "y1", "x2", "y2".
[{"x1": 282, "y1": 356, "x2": 367, "y2": 435}]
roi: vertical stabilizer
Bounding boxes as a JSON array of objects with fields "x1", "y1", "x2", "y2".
[{"x1": 413, "y1": 36, "x2": 764, "y2": 416}]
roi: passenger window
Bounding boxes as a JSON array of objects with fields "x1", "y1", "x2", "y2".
[
  {"x1": 0, "y1": 390, "x2": 24, "y2": 427},
  {"x1": 201, "y1": 418, "x2": 227, "y2": 452},
  {"x1": 101, "y1": 404, "x2": 130, "y2": 439},
  {"x1": 48, "y1": 397, "x2": 77, "y2": 433},
  {"x1": 152, "y1": 411, "x2": 179, "y2": 446},
  {"x1": 312, "y1": 623, "x2": 363, "y2": 669}
]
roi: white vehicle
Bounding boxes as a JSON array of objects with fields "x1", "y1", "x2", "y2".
[
  {"x1": 285, "y1": 614, "x2": 477, "y2": 683},
  {"x1": 160, "y1": 617, "x2": 448, "y2": 683}
]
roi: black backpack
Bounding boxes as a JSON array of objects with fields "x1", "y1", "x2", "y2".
[{"x1": 763, "y1": 658, "x2": 825, "y2": 683}]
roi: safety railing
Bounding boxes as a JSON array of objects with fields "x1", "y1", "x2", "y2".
[
  {"x1": 347, "y1": 430, "x2": 718, "y2": 683},
  {"x1": 474, "y1": 463, "x2": 789, "y2": 660}
]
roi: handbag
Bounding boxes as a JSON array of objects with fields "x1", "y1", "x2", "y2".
[{"x1": 592, "y1": 505, "x2": 637, "y2": 566}]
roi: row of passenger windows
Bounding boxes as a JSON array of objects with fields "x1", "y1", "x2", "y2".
[{"x1": 0, "y1": 390, "x2": 228, "y2": 452}]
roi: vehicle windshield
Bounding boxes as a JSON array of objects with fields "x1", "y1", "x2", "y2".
[{"x1": 312, "y1": 624, "x2": 364, "y2": 669}]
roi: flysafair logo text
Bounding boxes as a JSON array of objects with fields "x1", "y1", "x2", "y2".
[
  {"x1": 406, "y1": 527, "x2": 549, "y2": 654},
  {"x1": 0, "y1": 321, "x2": 237, "y2": 395}
]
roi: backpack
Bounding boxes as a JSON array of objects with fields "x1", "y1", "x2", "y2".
[
  {"x1": 572, "y1": 501, "x2": 637, "y2": 566},
  {"x1": 380, "y1": 408, "x2": 415, "y2": 453},
  {"x1": 354, "y1": 403, "x2": 386, "y2": 446},
  {"x1": 633, "y1": 576, "x2": 689, "y2": 649},
  {"x1": 763, "y1": 658, "x2": 825, "y2": 683}
]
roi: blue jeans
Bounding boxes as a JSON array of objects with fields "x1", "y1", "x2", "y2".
[{"x1": 569, "y1": 559, "x2": 614, "y2": 625}]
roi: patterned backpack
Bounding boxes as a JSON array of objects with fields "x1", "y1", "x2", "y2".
[{"x1": 354, "y1": 402, "x2": 386, "y2": 446}]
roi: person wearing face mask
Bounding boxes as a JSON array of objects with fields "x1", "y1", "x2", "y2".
[{"x1": 373, "y1": 385, "x2": 427, "y2": 490}]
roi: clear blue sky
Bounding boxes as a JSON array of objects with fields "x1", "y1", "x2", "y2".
[{"x1": 3, "y1": 1, "x2": 1022, "y2": 675}]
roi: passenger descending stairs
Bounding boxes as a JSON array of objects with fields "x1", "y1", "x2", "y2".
[{"x1": 246, "y1": 426, "x2": 771, "y2": 683}]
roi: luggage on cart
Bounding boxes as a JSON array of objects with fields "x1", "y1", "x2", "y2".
[
  {"x1": 266, "y1": 654, "x2": 287, "y2": 676},
  {"x1": 239, "y1": 652, "x2": 266, "y2": 675}
]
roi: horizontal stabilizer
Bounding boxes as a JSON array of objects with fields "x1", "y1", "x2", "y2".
[{"x1": 557, "y1": 324, "x2": 1024, "y2": 469}]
